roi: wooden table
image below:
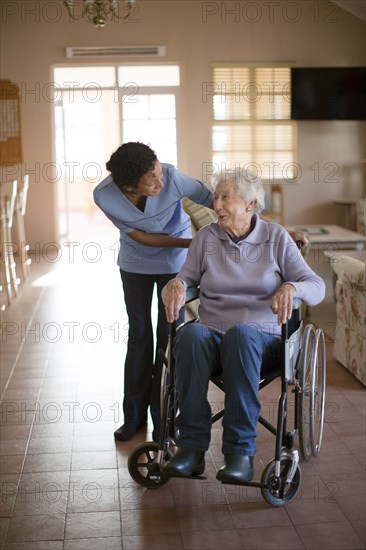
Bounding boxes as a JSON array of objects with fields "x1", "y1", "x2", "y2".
[{"x1": 289, "y1": 224, "x2": 366, "y2": 251}]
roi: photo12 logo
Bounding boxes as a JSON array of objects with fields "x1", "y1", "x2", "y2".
[
  {"x1": 201, "y1": 1, "x2": 340, "y2": 24},
  {"x1": 1, "y1": 1, "x2": 140, "y2": 24}
]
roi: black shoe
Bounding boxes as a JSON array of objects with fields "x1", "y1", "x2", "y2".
[
  {"x1": 216, "y1": 454, "x2": 254, "y2": 483},
  {"x1": 163, "y1": 447, "x2": 205, "y2": 477},
  {"x1": 114, "y1": 422, "x2": 146, "y2": 442}
]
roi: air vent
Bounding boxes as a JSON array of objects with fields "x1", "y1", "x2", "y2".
[{"x1": 66, "y1": 46, "x2": 166, "y2": 58}]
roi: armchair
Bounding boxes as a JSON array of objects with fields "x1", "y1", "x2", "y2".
[{"x1": 332, "y1": 255, "x2": 366, "y2": 386}]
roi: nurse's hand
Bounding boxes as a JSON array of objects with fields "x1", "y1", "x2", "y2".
[
  {"x1": 288, "y1": 230, "x2": 309, "y2": 249},
  {"x1": 165, "y1": 279, "x2": 186, "y2": 323}
]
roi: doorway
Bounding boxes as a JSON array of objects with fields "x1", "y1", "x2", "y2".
[{"x1": 53, "y1": 64, "x2": 180, "y2": 243}]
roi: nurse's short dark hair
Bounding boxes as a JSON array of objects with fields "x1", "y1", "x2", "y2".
[{"x1": 106, "y1": 142, "x2": 157, "y2": 190}]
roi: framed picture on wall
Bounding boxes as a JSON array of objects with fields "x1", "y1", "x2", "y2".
[{"x1": 0, "y1": 80, "x2": 22, "y2": 165}]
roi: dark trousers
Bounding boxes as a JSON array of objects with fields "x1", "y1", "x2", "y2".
[
  {"x1": 120, "y1": 269, "x2": 184, "y2": 429},
  {"x1": 173, "y1": 323, "x2": 281, "y2": 455}
]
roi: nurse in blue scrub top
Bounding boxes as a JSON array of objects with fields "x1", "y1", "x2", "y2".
[{"x1": 93, "y1": 142, "x2": 213, "y2": 441}]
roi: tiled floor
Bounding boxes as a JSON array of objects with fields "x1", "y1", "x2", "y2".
[{"x1": 0, "y1": 215, "x2": 365, "y2": 549}]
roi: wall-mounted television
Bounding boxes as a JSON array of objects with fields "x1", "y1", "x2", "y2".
[{"x1": 291, "y1": 67, "x2": 366, "y2": 121}]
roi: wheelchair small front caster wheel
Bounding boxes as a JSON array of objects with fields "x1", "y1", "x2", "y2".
[
  {"x1": 260, "y1": 457, "x2": 301, "y2": 507},
  {"x1": 128, "y1": 442, "x2": 170, "y2": 488}
]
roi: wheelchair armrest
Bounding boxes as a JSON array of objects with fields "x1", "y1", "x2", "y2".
[
  {"x1": 185, "y1": 286, "x2": 200, "y2": 304},
  {"x1": 282, "y1": 298, "x2": 302, "y2": 340},
  {"x1": 182, "y1": 288, "x2": 302, "y2": 340},
  {"x1": 168, "y1": 287, "x2": 199, "y2": 342}
]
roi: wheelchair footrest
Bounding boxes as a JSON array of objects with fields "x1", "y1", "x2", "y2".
[
  {"x1": 163, "y1": 472, "x2": 207, "y2": 480},
  {"x1": 219, "y1": 479, "x2": 264, "y2": 488}
]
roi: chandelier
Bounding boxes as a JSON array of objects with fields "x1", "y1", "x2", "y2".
[{"x1": 64, "y1": 0, "x2": 137, "y2": 29}]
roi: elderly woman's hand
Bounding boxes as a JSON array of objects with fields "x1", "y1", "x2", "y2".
[
  {"x1": 165, "y1": 279, "x2": 186, "y2": 323},
  {"x1": 271, "y1": 283, "x2": 296, "y2": 325}
]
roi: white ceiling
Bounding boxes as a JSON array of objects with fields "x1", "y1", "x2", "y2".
[{"x1": 332, "y1": 0, "x2": 366, "y2": 21}]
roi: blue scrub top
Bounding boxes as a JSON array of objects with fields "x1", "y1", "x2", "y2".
[{"x1": 93, "y1": 163, "x2": 213, "y2": 274}]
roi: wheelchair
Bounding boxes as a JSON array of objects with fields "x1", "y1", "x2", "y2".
[{"x1": 128, "y1": 287, "x2": 326, "y2": 507}]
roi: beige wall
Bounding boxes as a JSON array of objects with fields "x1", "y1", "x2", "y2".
[{"x1": 1, "y1": 0, "x2": 365, "y2": 246}]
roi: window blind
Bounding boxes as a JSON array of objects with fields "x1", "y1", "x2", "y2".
[{"x1": 212, "y1": 66, "x2": 297, "y2": 180}]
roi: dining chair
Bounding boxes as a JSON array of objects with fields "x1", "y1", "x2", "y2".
[
  {"x1": 14, "y1": 174, "x2": 31, "y2": 281},
  {"x1": 0, "y1": 180, "x2": 19, "y2": 306}
]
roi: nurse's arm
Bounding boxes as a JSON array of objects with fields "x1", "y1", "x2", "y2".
[{"x1": 128, "y1": 229, "x2": 192, "y2": 248}]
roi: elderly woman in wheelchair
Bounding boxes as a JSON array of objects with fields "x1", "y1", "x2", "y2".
[{"x1": 160, "y1": 168, "x2": 325, "y2": 485}]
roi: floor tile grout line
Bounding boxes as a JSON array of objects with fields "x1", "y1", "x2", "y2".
[
  {"x1": 3, "y1": 312, "x2": 82, "y2": 546},
  {"x1": 0, "y1": 284, "x2": 49, "y2": 531},
  {"x1": 1, "y1": 346, "x2": 54, "y2": 547},
  {"x1": 0, "y1": 286, "x2": 46, "y2": 403},
  {"x1": 1, "y1": 271, "x2": 86, "y2": 542},
  {"x1": 4, "y1": 349, "x2": 53, "y2": 521}
]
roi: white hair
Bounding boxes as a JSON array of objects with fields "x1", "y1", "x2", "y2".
[{"x1": 210, "y1": 167, "x2": 265, "y2": 213}]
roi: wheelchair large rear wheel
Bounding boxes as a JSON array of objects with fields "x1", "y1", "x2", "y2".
[
  {"x1": 261, "y1": 456, "x2": 301, "y2": 507},
  {"x1": 298, "y1": 324, "x2": 316, "y2": 461},
  {"x1": 128, "y1": 442, "x2": 170, "y2": 488},
  {"x1": 310, "y1": 329, "x2": 326, "y2": 456}
]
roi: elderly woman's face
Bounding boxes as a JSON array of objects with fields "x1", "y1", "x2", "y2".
[{"x1": 213, "y1": 181, "x2": 254, "y2": 237}]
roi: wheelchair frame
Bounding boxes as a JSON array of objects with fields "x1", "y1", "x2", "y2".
[{"x1": 128, "y1": 288, "x2": 326, "y2": 507}]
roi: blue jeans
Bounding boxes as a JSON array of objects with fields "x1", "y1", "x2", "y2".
[
  {"x1": 120, "y1": 269, "x2": 184, "y2": 429},
  {"x1": 173, "y1": 323, "x2": 281, "y2": 455}
]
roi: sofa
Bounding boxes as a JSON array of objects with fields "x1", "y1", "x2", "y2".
[{"x1": 332, "y1": 255, "x2": 366, "y2": 386}]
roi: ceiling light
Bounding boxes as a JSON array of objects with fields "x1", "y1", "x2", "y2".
[{"x1": 63, "y1": 0, "x2": 136, "y2": 29}]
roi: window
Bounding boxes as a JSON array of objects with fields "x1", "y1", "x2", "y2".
[
  {"x1": 122, "y1": 94, "x2": 178, "y2": 166},
  {"x1": 118, "y1": 65, "x2": 179, "y2": 166},
  {"x1": 53, "y1": 65, "x2": 180, "y2": 240},
  {"x1": 118, "y1": 65, "x2": 180, "y2": 87},
  {"x1": 53, "y1": 66, "x2": 116, "y2": 88},
  {"x1": 211, "y1": 65, "x2": 297, "y2": 181}
]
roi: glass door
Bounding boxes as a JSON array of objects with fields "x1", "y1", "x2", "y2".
[{"x1": 53, "y1": 65, "x2": 180, "y2": 242}]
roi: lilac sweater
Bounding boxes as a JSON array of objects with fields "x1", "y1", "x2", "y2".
[{"x1": 167, "y1": 216, "x2": 325, "y2": 337}]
